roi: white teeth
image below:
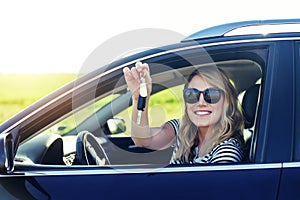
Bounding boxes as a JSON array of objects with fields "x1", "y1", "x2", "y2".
[{"x1": 195, "y1": 111, "x2": 211, "y2": 115}]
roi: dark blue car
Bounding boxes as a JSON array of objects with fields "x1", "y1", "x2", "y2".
[{"x1": 1, "y1": 19, "x2": 300, "y2": 199}]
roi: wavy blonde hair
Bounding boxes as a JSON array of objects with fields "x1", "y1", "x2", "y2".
[{"x1": 174, "y1": 66, "x2": 244, "y2": 163}]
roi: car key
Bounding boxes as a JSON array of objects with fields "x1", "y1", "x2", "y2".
[{"x1": 136, "y1": 68, "x2": 147, "y2": 125}]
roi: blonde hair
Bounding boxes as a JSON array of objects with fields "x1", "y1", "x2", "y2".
[{"x1": 174, "y1": 67, "x2": 244, "y2": 163}]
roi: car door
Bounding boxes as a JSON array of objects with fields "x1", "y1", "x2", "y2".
[{"x1": 0, "y1": 39, "x2": 282, "y2": 199}]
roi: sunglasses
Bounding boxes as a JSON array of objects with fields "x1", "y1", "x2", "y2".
[{"x1": 183, "y1": 88, "x2": 223, "y2": 104}]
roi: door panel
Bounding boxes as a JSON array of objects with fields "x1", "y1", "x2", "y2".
[
  {"x1": 1, "y1": 164, "x2": 281, "y2": 199},
  {"x1": 278, "y1": 163, "x2": 300, "y2": 199}
]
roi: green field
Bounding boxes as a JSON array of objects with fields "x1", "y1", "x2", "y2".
[
  {"x1": 0, "y1": 74, "x2": 77, "y2": 123},
  {"x1": 0, "y1": 74, "x2": 184, "y2": 128}
]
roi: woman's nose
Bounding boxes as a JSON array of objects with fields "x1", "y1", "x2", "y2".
[{"x1": 198, "y1": 93, "x2": 207, "y2": 105}]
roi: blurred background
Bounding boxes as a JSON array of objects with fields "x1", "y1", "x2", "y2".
[{"x1": 0, "y1": 0, "x2": 299, "y2": 123}]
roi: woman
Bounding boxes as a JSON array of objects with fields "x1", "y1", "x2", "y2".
[{"x1": 123, "y1": 61, "x2": 244, "y2": 164}]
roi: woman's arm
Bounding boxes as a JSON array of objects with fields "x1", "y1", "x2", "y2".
[{"x1": 123, "y1": 62, "x2": 175, "y2": 150}]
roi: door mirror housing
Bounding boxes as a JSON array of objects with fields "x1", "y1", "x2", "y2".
[{"x1": 107, "y1": 117, "x2": 126, "y2": 135}]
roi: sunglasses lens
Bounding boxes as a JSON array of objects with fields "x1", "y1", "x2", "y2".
[
  {"x1": 183, "y1": 88, "x2": 222, "y2": 104},
  {"x1": 183, "y1": 88, "x2": 199, "y2": 104},
  {"x1": 204, "y1": 88, "x2": 222, "y2": 104}
]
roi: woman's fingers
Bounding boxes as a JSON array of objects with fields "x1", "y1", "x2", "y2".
[
  {"x1": 136, "y1": 62, "x2": 149, "y2": 77},
  {"x1": 131, "y1": 66, "x2": 140, "y2": 80},
  {"x1": 123, "y1": 67, "x2": 131, "y2": 80},
  {"x1": 123, "y1": 67, "x2": 137, "y2": 84},
  {"x1": 123, "y1": 62, "x2": 152, "y2": 98},
  {"x1": 124, "y1": 62, "x2": 150, "y2": 82}
]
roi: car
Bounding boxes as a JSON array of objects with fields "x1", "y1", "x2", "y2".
[{"x1": 1, "y1": 18, "x2": 300, "y2": 199}]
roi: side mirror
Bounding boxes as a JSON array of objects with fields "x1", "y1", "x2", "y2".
[
  {"x1": 107, "y1": 117, "x2": 126, "y2": 135},
  {"x1": 0, "y1": 133, "x2": 14, "y2": 173}
]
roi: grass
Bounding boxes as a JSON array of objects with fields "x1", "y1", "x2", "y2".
[
  {"x1": 0, "y1": 74, "x2": 185, "y2": 132},
  {"x1": 0, "y1": 74, "x2": 77, "y2": 123}
]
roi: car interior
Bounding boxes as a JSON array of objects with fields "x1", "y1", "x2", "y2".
[{"x1": 14, "y1": 58, "x2": 262, "y2": 169}]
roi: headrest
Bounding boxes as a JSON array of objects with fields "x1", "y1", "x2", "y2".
[{"x1": 242, "y1": 84, "x2": 260, "y2": 129}]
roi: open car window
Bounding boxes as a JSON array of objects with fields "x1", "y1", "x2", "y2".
[{"x1": 14, "y1": 43, "x2": 265, "y2": 168}]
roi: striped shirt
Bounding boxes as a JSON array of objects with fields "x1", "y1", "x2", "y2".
[{"x1": 167, "y1": 119, "x2": 244, "y2": 164}]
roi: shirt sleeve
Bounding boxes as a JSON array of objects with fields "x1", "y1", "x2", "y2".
[
  {"x1": 166, "y1": 119, "x2": 180, "y2": 136},
  {"x1": 210, "y1": 138, "x2": 243, "y2": 163}
]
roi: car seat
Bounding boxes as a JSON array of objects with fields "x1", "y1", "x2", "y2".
[{"x1": 241, "y1": 84, "x2": 260, "y2": 162}]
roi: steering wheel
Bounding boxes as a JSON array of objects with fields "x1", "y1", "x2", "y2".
[{"x1": 76, "y1": 131, "x2": 111, "y2": 165}]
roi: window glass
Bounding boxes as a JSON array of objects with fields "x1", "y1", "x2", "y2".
[{"x1": 36, "y1": 94, "x2": 120, "y2": 136}]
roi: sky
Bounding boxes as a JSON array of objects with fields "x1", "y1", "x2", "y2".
[{"x1": 0, "y1": 0, "x2": 299, "y2": 74}]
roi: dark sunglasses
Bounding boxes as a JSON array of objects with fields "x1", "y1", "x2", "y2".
[{"x1": 183, "y1": 88, "x2": 223, "y2": 104}]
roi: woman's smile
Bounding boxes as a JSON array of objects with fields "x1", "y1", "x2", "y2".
[{"x1": 194, "y1": 109, "x2": 212, "y2": 116}]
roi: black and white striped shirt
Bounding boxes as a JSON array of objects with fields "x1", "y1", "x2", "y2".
[{"x1": 167, "y1": 119, "x2": 244, "y2": 164}]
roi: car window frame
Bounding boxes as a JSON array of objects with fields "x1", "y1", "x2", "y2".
[{"x1": 8, "y1": 38, "x2": 285, "y2": 176}]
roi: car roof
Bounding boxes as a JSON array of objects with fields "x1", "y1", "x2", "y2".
[{"x1": 182, "y1": 18, "x2": 300, "y2": 42}]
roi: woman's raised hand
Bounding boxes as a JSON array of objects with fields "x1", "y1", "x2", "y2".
[{"x1": 123, "y1": 62, "x2": 152, "y2": 101}]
